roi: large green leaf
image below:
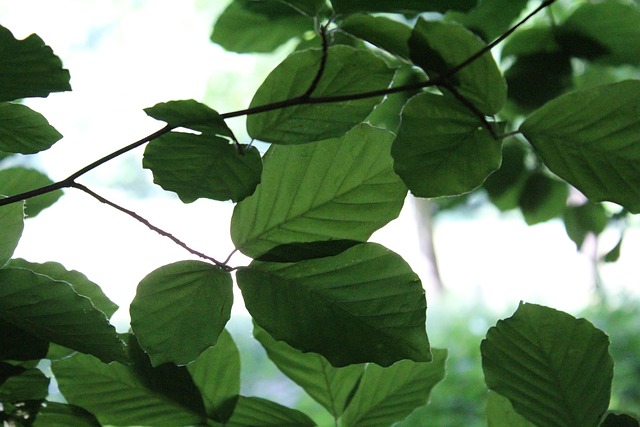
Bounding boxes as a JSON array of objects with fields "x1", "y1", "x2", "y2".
[
  {"x1": 0, "y1": 103, "x2": 62, "y2": 154},
  {"x1": 520, "y1": 80, "x2": 640, "y2": 213},
  {"x1": 253, "y1": 324, "x2": 364, "y2": 417},
  {"x1": 0, "y1": 168, "x2": 63, "y2": 217},
  {"x1": 130, "y1": 260, "x2": 233, "y2": 366},
  {"x1": 559, "y1": 2, "x2": 640, "y2": 66},
  {"x1": 409, "y1": 18, "x2": 507, "y2": 114},
  {"x1": 446, "y1": 0, "x2": 529, "y2": 41},
  {"x1": 33, "y1": 403, "x2": 101, "y2": 427},
  {"x1": 481, "y1": 302, "x2": 613, "y2": 427},
  {"x1": 226, "y1": 396, "x2": 315, "y2": 426},
  {"x1": 391, "y1": 93, "x2": 502, "y2": 198},
  {"x1": 143, "y1": 132, "x2": 262, "y2": 203},
  {"x1": 7, "y1": 259, "x2": 118, "y2": 318},
  {"x1": 341, "y1": 348, "x2": 447, "y2": 426},
  {"x1": 483, "y1": 140, "x2": 529, "y2": 211},
  {"x1": 331, "y1": 0, "x2": 476, "y2": 14},
  {"x1": 246, "y1": 46, "x2": 395, "y2": 144},
  {"x1": 486, "y1": 391, "x2": 536, "y2": 427},
  {"x1": 211, "y1": 0, "x2": 314, "y2": 53},
  {"x1": 144, "y1": 99, "x2": 234, "y2": 136},
  {"x1": 52, "y1": 350, "x2": 207, "y2": 427},
  {"x1": 231, "y1": 124, "x2": 407, "y2": 259},
  {"x1": 339, "y1": 15, "x2": 412, "y2": 59},
  {"x1": 0, "y1": 201, "x2": 23, "y2": 267},
  {"x1": 0, "y1": 319, "x2": 48, "y2": 361},
  {"x1": 0, "y1": 268, "x2": 126, "y2": 364},
  {"x1": 517, "y1": 172, "x2": 568, "y2": 225},
  {"x1": 0, "y1": 25, "x2": 71, "y2": 102},
  {"x1": 187, "y1": 329, "x2": 240, "y2": 423},
  {"x1": 0, "y1": 367, "x2": 49, "y2": 402},
  {"x1": 237, "y1": 242, "x2": 430, "y2": 367}
]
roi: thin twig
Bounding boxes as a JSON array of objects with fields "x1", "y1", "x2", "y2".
[
  {"x1": 71, "y1": 182, "x2": 229, "y2": 269},
  {"x1": 438, "y1": 81, "x2": 498, "y2": 138},
  {"x1": 301, "y1": 21, "x2": 330, "y2": 99}
]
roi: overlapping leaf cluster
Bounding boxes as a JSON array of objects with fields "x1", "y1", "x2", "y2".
[{"x1": 1, "y1": 0, "x2": 640, "y2": 425}]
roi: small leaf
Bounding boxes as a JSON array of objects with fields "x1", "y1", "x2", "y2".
[
  {"x1": 211, "y1": 0, "x2": 314, "y2": 53},
  {"x1": 341, "y1": 349, "x2": 447, "y2": 426},
  {"x1": 0, "y1": 168, "x2": 63, "y2": 217},
  {"x1": 33, "y1": 402, "x2": 101, "y2": 427},
  {"x1": 446, "y1": 0, "x2": 529, "y2": 41},
  {"x1": 237, "y1": 242, "x2": 430, "y2": 367},
  {"x1": 0, "y1": 268, "x2": 126, "y2": 364},
  {"x1": 339, "y1": 15, "x2": 412, "y2": 59},
  {"x1": 52, "y1": 350, "x2": 207, "y2": 427},
  {"x1": 603, "y1": 235, "x2": 623, "y2": 263},
  {"x1": 0, "y1": 367, "x2": 49, "y2": 402},
  {"x1": 486, "y1": 391, "x2": 536, "y2": 427},
  {"x1": 409, "y1": 18, "x2": 507, "y2": 114},
  {"x1": 231, "y1": 124, "x2": 406, "y2": 259},
  {"x1": 483, "y1": 140, "x2": 529, "y2": 211},
  {"x1": 0, "y1": 318, "x2": 48, "y2": 361},
  {"x1": 144, "y1": 99, "x2": 233, "y2": 137},
  {"x1": 143, "y1": 132, "x2": 262, "y2": 203},
  {"x1": 563, "y1": 202, "x2": 608, "y2": 250},
  {"x1": 226, "y1": 396, "x2": 315, "y2": 426},
  {"x1": 601, "y1": 412, "x2": 640, "y2": 427},
  {"x1": 391, "y1": 93, "x2": 502, "y2": 198},
  {"x1": 481, "y1": 302, "x2": 613, "y2": 427},
  {"x1": 520, "y1": 80, "x2": 640, "y2": 213},
  {"x1": 247, "y1": 46, "x2": 395, "y2": 144},
  {"x1": 187, "y1": 329, "x2": 240, "y2": 423},
  {"x1": 517, "y1": 172, "x2": 568, "y2": 225},
  {"x1": 7, "y1": 258, "x2": 118, "y2": 318},
  {"x1": 331, "y1": 0, "x2": 476, "y2": 14},
  {"x1": 130, "y1": 260, "x2": 233, "y2": 366},
  {"x1": 0, "y1": 103, "x2": 62, "y2": 154},
  {"x1": 0, "y1": 200, "x2": 24, "y2": 267},
  {"x1": 253, "y1": 324, "x2": 364, "y2": 417},
  {"x1": 0, "y1": 25, "x2": 71, "y2": 102}
]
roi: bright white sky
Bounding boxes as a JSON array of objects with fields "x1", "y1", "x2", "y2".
[{"x1": 4, "y1": 0, "x2": 639, "y2": 331}]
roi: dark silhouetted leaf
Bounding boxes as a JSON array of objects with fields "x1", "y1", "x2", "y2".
[
  {"x1": 33, "y1": 403, "x2": 101, "y2": 427},
  {"x1": 331, "y1": 0, "x2": 476, "y2": 14},
  {"x1": 446, "y1": 0, "x2": 529, "y2": 41},
  {"x1": 0, "y1": 200, "x2": 23, "y2": 267},
  {"x1": 0, "y1": 103, "x2": 62, "y2": 154},
  {"x1": 226, "y1": 396, "x2": 315, "y2": 426},
  {"x1": 483, "y1": 140, "x2": 528, "y2": 211},
  {"x1": 144, "y1": 99, "x2": 234, "y2": 137},
  {"x1": 339, "y1": 15, "x2": 412, "y2": 59},
  {"x1": 601, "y1": 412, "x2": 640, "y2": 427},
  {"x1": 563, "y1": 202, "x2": 608, "y2": 250},
  {"x1": 0, "y1": 367, "x2": 49, "y2": 402},
  {"x1": 0, "y1": 319, "x2": 48, "y2": 361},
  {"x1": 256, "y1": 240, "x2": 361, "y2": 263},
  {"x1": 518, "y1": 172, "x2": 568, "y2": 225}
]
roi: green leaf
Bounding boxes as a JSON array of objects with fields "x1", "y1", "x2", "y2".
[
  {"x1": 0, "y1": 200, "x2": 24, "y2": 267},
  {"x1": 486, "y1": 391, "x2": 536, "y2": 427},
  {"x1": 0, "y1": 268, "x2": 126, "y2": 364},
  {"x1": 446, "y1": 0, "x2": 529, "y2": 41},
  {"x1": 0, "y1": 103, "x2": 63, "y2": 154},
  {"x1": 231, "y1": 124, "x2": 407, "y2": 259},
  {"x1": 0, "y1": 362, "x2": 24, "y2": 386},
  {"x1": 518, "y1": 172, "x2": 568, "y2": 225},
  {"x1": 7, "y1": 258, "x2": 118, "y2": 318},
  {"x1": 0, "y1": 25, "x2": 71, "y2": 102},
  {"x1": 391, "y1": 93, "x2": 502, "y2": 198},
  {"x1": 0, "y1": 367, "x2": 49, "y2": 402},
  {"x1": 280, "y1": 0, "x2": 327, "y2": 16},
  {"x1": 339, "y1": 15, "x2": 412, "y2": 59},
  {"x1": 563, "y1": 202, "x2": 608, "y2": 250},
  {"x1": 143, "y1": 132, "x2": 262, "y2": 203},
  {"x1": 0, "y1": 318, "x2": 48, "y2": 361},
  {"x1": 501, "y1": 27, "x2": 560, "y2": 58},
  {"x1": 226, "y1": 396, "x2": 315, "y2": 426},
  {"x1": 481, "y1": 302, "x2": 613, "y2": 427},
  {"x1": 483, "y1": 140, "x2": 529, "y2": 211},
  {"x1": 603, "y1": 235, "x2": 623, "y2": 263},
  {"x1": 601, "y1": 412, "x2": 640, "y2": 427},
  {"x1": 409, "y1": 18, "x2": 507, "y2": 114},
  {"x1": 211, "y1": 0, "x2": 314, "y2": 53},
  {"x1": 520, "y1": 80, "x2": 640, "y2": 213},
  {"x1": 144, "y1": 99, "x2": 234, "y2": 137},
  {"x1": 253, "y1": 324, "x2": 364, "y2": 417},
  {"x1": 237, "y1": 242, "x2": 430, "y2": 367},
  {"x1": 560, "y1": 2, "x2": 640, "y2": 66},
  {"x1": 341, "y1": 348, "x2": 447, "y2": 426},
  {"x1": 52, "y1": 350, "x2": 207, "y2": 427},
  {"x1": 331, "y1": 0, "x2": 476, "y2": 14},
  {"x1": 130, "y1": 260, "x2": 233, "y2": 366},
  {"x1": 187, "y1": 329, "x2": 240, "y2": 423},
  {"x1": 33, "y1": 403, "x2": 101, "y2": 427},
  {"x1": 0, "y1": 168, "x2": 63, "y2": 217},
  {"x1": 246, "y1": 46, "x2": 395, "y2": 144}
]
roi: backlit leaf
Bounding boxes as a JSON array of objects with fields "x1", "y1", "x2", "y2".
[
  {"x1": 409, "y1": 18, "x2": 507, "y2": 114},
  {"x1": 226, "y1": 396, "x2": 315, "y2": 426},
  {"x1": 0, "y1": 367, "x2": 49, "y2": 402},
  {"x1": 563, "y1": 202, "x2": 608, "y2": 250},
  {"x1": 331, "y1": 0, "x2": 476, "y2": 14},
  {"x1": 486, "y1": 391, "x2": 536, "y2": 427},
  {"x1": 232, "y1": 124, "x2": 406, "y2": 259},
  {"x1": 0, "y1": 268, "x2": 126, "y2": 364},
  {"x1": 0, "y1": 103, "x2": 62, "y2": 154},
  {"x1": 247, "y1": 46, "x2": 395, "y2": 144},
  {"x1": 130, "y1": 260, "x2": 233, "y2": 366},
  {"x1": 253, "y1": 324, "x2": 364, "y2": 417},
  {"x1": 237, "y1": 242, "x2": 430, "y2": 367},
  {"x1": 341, "y1": 349, "x2": 447, "y2": 426},
  {"x1": 143, "y1": 132, "x2": 261, "y2": 203},
  {"x1": 520, "y1": 80, "x2": 640, "y2": 213},
  {"x1": 0, "y1": 200, "x2": 23, "y2": 267},
  {"x1": 391, "y1": 93, "x2": 502, "y2": 198},
  {"x1": 33, "y1": 403, "x2": 101, "y2": 427},
  {"x1": 0, "y1": 25, "x2": 71, "y2": 102},
  {"x1": 446, "y1": 0, "x2": 529, "y2": 41},
  {"x1": 0, "y1": 168, "x2": 62, "y2": 217},
  {"x1": 0, "y1": 319, "x2": 48, "y2": 361},
  {"x1": 144, "y1": 99, "x2": 234, "y2": 137},
  {"x1": 481, "y1": 302, "x2": 613, "y2": 427},
  {"x1": 339, "y1": 15, "x2": 412, "y2": 59}
]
